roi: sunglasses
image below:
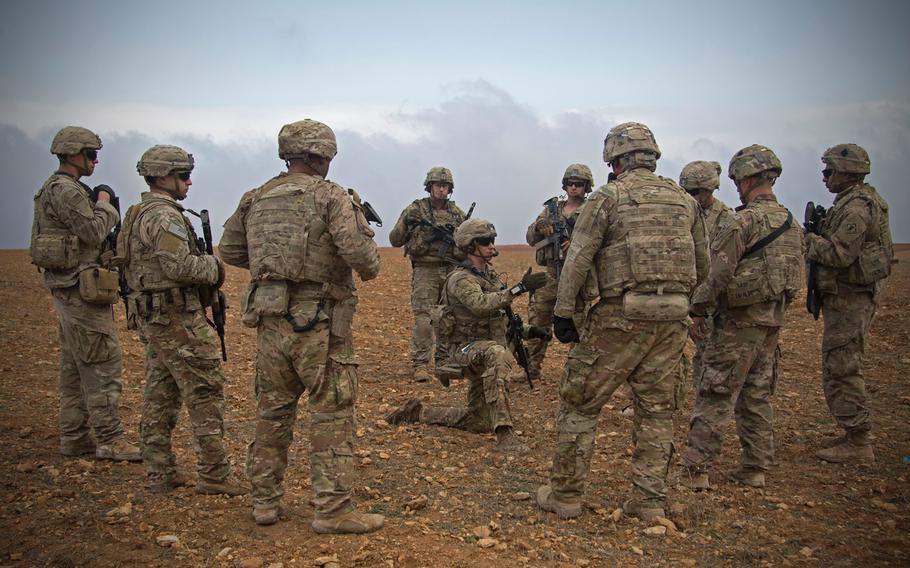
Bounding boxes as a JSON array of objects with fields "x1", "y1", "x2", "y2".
[
  {"x1": 685, "y1": 188, "x2": 701, "y2": 196},
  {"x1": 175, "y1": 171, "x2": 192, "y2": 181},
  {"x1": 83, "y1": 149, "x2": 98, "y2": 160},
  {"x1": 565, "y1": 180, "x2": 586, "y2": 188},
  {"x1": 822, "y1": 169, "x2": 833, "y2": 179},
  {"x1": 474, "y1": 237, "x2": 495, "y2": 246}
]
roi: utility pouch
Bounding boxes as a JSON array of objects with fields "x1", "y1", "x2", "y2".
[
  {"x1": 621, "y1": 291, "x2": 689, "y2": 321},
  {"x1": 78, "y1": 268, "x2": 119, "y2": 305},
  {"x1": 330, "y1": 297, "x2": 356, "y2": 337},
  {"x1": 241, "y1": 280, "x2": 289, "y2": 328},
  {"x1": 31, "y1": 234, "x2": 80, "y2": 270}
]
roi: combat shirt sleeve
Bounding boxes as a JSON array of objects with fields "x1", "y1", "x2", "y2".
[
  {"x1": 805, "y1": 198, "x2": 869, "y2": 269},
  {"x1": 525, "y1": 208, "x2": 548, "y2": 246},
  {"x1": 219, "y1": 190, "x2": 254, "y2": 268},
  {"x1": 49, "y1": 180, "x2": 118, "y2": 248},
  {"x1": 554, "y1": 189, "x2": 608, "y2": 318},
  {"x1": 141, "y1": 206, "x2": 221, "y2": 285},
  {"x1": 448, "y1": 272, "x2": 512, "y2": 317},
  {"x1": 324, "y1": 183, "x2": 381, "y2": 281},
  {"x1": 388, "y1": 204, "x2": 413, "y2": 248},
  {"x1": 690, "y1": 210, "x2": 749, "y2": 314},
  {"x1": 691, "y1": 200, "x2": 710, "y2": 289}
]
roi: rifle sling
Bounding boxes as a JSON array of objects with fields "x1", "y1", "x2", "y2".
[{"x1": 742, "y1": 211, "x2": 793, "y2": 259}]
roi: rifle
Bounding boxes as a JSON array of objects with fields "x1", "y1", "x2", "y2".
[
  {"x1": 347, "y1": 188, "x2": 383, "y2": 226},
  {"x1": 803, "y1": 201, "x2": 827, "y2": 320},
  {"x1": 92, "y1": 185, "x2": 130, "y2": 317},
  {"x1": 416, "y1": 201, "x2": 476, "y2": 262},
  {"x1": 505, "y1": 306, "x2": 533, "y2": 389},
  {"x1": 534, "y1": 197, "x2": 570, "y2": 281},
  {"x1": 187, "y1": 209, "x2": 228, "y2": 361}
]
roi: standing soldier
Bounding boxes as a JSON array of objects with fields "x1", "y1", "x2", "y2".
[
  {"x1": 30, "y1": 126, "x2": 140, "y2": 461},
  {"x1": 219, "y1": 120, "x2": 384, "y2": 533},
  {"x1": 679, "y1": 160, "x2": 735, "y2": 385},
  {"x1": 386, "y1": 219, "x2": 548, "y2": 452},
  {"x1": 388, "y1": 167, "x2": 467, "y2": 383},
  {"x1": 520, "y1": 163, "x2": 593, "y2": 382},
  {"x1": 536, "y1": 122, "x2": 708, "y2": 522},
  {"x1": 119, "y1": 145, "x2": 245, "y2": 495},
  {"x1": 807, "y1": 144, "x2": 892, "y2": 463},
  {"x1": 681, "y1": 145, "x2": 804, "y2": 490}
]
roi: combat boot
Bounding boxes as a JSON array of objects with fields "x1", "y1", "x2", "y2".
[
  {"x1": 820, "y1": 433, "x2": 848, "y2": 449},
  {"x1": 148, "y1": 471, "x2": 192, "y2": 494},
  {"x1": 681, "y1": 468, "x2": 710, "y2": 491},
  {"x1": 386, "y1": 399, "x2": 423, "y2": 425},
  {"x1": 95, "y1": 438, "x2": 142, "y2": 462},
  {"x1": 536, "y1": 485, "x2": 582, "y2": 519},
  {"x1": 252, "y1": 504, "x2": 283, "y2": 526},
  {"x1": 494, "y1": 426, "x2": 529, "y2": 454},
  {"x1": 412, "y1": 364, "x2": 433, "y2": 383},
  {"x1": 815, "y1": 431, "x2": 875, "y2": 463},
  {"x1": 730, "y1": 467, "x2": 765, "y2": 488},
  {"x1": 623, "y1": 498, "x2": 665, "y2": 523},
  {"x1": 196, "y1": 476, "x2": 249, "y2": 496},
  {"x1": 60, "y1": 439, "x2": 96, "y2": 457},
  {"x1": 311, "y1": 510, "x2": 384, "y2": 534}
]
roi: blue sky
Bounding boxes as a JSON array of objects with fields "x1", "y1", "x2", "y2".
[{"x1": 1, "y1": 0, "x2": 908, "y2": 246}]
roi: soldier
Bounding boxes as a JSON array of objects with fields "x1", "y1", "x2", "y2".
[
  {"x1": 219, "y1": 120, "x2": 384, "y2": 533},
  {"x1": 680, "y1": 145, "x2": 804, "y2": 490},
  {"x1": 807, "y1": 144, "x2": 892, "y2": 463},
  {"x1": 385, "y1": 219, "x2": 549, "y2": 452},
  {"x1": 679, "y1": 160, "x2": 735, "y2": 386},
  {"x1": 536, "y1": 122, "x2": 707, "y2": 522},
  {"x1": 119, "y1": 145, "x2": 245, "y2": 495},
  {"x1": 520, "y1": 163, "x2": 593, "y2": 382},
  {"x1": 29, "y1": 126, "x2": 140, "y2": 461},
  {"x1": 388, "y1": 167, "x2": 467, "y2": 383}
]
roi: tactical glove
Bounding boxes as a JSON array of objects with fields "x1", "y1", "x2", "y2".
[
  {"x1": 92, "y1": 184, "x2": 116, "y2": 202},
  {"x1": 553, "y1": 316, "x2": 580, "y2": 344},
  {"x1": 509, "y1": 268, "x2": 549, "y2": 296},
  {"x1": 526, "y1": 325, "x2": 551, "y2": 340},
  {"x1": 535, "y1": 218, "x2": 555, "y2": 237}
]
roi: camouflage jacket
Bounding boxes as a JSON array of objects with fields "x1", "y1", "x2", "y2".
[
  {"x1": 805, "y1": 182, "x2": 893, "y2": 294},
  {"x1": 30, "y1": 172, "x2": 119, "y2": 289},
  {"x1": 703, "y1": 197, "x2": 735, "y2": 245},
  {"x1": 436, "y1": 263, "x2": 514, "y2": 356},
  {"x1": 388, "y1": 198, "x2": 466, "y2": 264}
]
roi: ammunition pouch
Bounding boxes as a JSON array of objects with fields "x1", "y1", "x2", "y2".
[
  {"x1": 78, "y1": 267, "x2": 119, "y2": 305},
  {"x1": 843, "y1": 241, "x2": 891, "y2": 285},
  {"x1": 129, "y1": 287, "x2": 203, "y2": 328},
  {"x1": 31, "y1": 232, "x2": 80, "y2": 270}
]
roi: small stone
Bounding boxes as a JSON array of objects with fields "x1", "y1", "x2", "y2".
[
  {"x1": 576, "y1": 560, "x2": 591, "y2": 566},
  {"x1": 378, "y1": 452, "x2": 390, "y2": 460},
  {"x1": 268, "y1": 564, "x2": 284, "y2": 568},
  {"x1": 138, "y1": 522, "x2": 150, "y2": 533},
  {"x1": 10, "y1": 553, "x2": 23, "y2": 561},
  {"x1": 477, "y1": 538, "x2": 498, "y2": 548},
  {"x1": 405, "y1": 494, "x2": 428, "y2": 511},
  {"x1": 489, "y1": 520, "x2": 500, "y2": 532},
  {"x1": 654, "y1": 516, "x2": 678, "y2": 534},
  {"x1": 631, "y1": 546, "x2": 644, "y2": 555},
  {"x1": 799, "y1": 547, "x2": 813, "y2": 558},
  {"x1": 473, "y1": 525, "x2": 491, "y2": 539},
  {"x1": 15, "y1": 462, "x2": 35, "y2": 473},
  {"x1": 609, "y1": 508, "x2": 622, "y2": 522},
  {"x1": 884, "y1": 520, "x2": 897, "y2": 530},
  {"x1": 680, "y1": 559, "x2": 697, "y2": 567},
  {"x1": 18, "y1": 427, "x2": 32, "y2": 438},
  {"x1": 643, "y1": 526, "x2": 667, "y2": 536},
  {"x1": 216, "y1": 547, "x2": 232, "y2": 558},
  {"x1": 872, "y1": 498, "x2": 899, "y2": 513},
  {"x1": 361, "y1": 457, "x2": 373, "y2": 466},
  {"x1": 156, "y1": 535, "x2": 179, "y2": 547},
  {"x1": 512, "y1": 491, "x2": 531, "y2": 501},
  {"x1": 374, "y1": 419, "x2": 389, "y2": 429},
  {"x1": 240, "y1": 558, "x2": 264, "y2": 568},
  {"x1": 314, "y1": 555, "x2": 339, "y2": 566}
]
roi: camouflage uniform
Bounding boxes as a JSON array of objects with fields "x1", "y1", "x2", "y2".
[
  {"x1": 220, "y1": 120, "x2": 380, "y2": 522},
  {"x1": 389, "y1": 171, "x2": 466, "y2": 371},
  {"x1": 543, "y1": 123, "x2": 708, "y2": 514},
  {"x1": 120, "y1": 147, "x2": 231, "y2": 487},
  {"x1": 682, "y1": 146, "x2": 804, "y2": 481},
  {"x1": 29, "y1": 127, "x2": 127, "y2": 454},
  {"x1": 805, "y1": 144, "x2": 892, "y2": 452}
]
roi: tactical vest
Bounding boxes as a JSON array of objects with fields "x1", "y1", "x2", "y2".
[
  {"x1": 724, "y1": 199, "x2": 803, "y2": 308},
  {"x1": 594, "y1": 171, "x2": 697, "y2": 298},
  {"x1": 818, "y1": 184, "x2": 893, "y2": 288},
  {"x1": 29, "y1": 174, "x2": 98, "y2": 271},
  {"x1": 245, "y1": 173, "x2": 353, "y2": 288},
  {"x1": 435, "y1": 268, "x2": 508, "y2": 359},
  {"x1": 405, "y1": 199, "x2": 465, "y2": 260},
  {"x1": 535, "y1": 199, "x2": 580, "y2": 267},
  {"x1": 119, "y1": 196, "x2": 201, "y2": 292}
]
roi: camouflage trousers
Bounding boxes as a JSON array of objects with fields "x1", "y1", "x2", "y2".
[
  {"x1": 420, "y1": 340, "x2": 515, "y2": 433},
  {"x1": 821, "y1": 291, "x2": 875, "y2": 434},
  {"x1": 51, "y1": 286, "x2": 124, "y2": 447},
  {"x1": 247, "y1": 295, "x2": 360, "y2": 517},
  {"x1": 681, "y1": 315, "x2": 780, "y2": 472},
  {"x1": 549, "y1": 299, "x2": 685, "y2": 507},
  {"x1": 688, "y1": 314, "x2": 717, "y2": 401},
  {"x1": 409, "y1": 262, "x2": 450, "y2": 366},
  {"x1": 526, "y1": 274, "x2": 557, "y2": 379},
  {"x1": 138, "y1": 307, "x2": 229, "y2": 484}
]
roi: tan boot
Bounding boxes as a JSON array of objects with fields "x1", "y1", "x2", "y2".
[
  {"x1": 536, "y1": 485, "x2": 582, "y2": 519},
  {"x1": 148, "y1": 471, "x2": 193, "y2": 494},
  {"x1": 730, "y1": 468, "x2": 765, "y2": 488},
  {"x1": 412, "y1": 364, "x2": 433, "y2": 383},
  {"x1": 681, "y1": 469, "x2": 710, "y2": 491},
  {"x1": 623, "y1": 499, "x2": 665, "y2": 523},
  {"x1": 253, "y1": 504, "x2": 283, "y2": 526},
  {"x1": 95, "y1": 438, "x2": 142, "y2": 462},
  {"x1": 820, "y1": 433, "x2": 848, "y2": 449},
  {"x1": 816, "y1": 432, "x2": 875, "y2": 463},
  {"x1": 494, "y1": 427, "x2": 529, "y2": 454},
  {"x1": 60, "y1": 439, "x2": 96, "y2": 457},
  {"x1": 311, "y1": 510, "x2": 384, "y2": 534},
  {"x1": 196, "y1": 477, "x2": 249, "y2": 496},
  {"x1": 386, "y1": 399, "x2": 423, "y2": 425}
]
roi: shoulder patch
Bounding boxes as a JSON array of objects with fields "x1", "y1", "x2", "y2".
[{"x1": 166, "y1": 220, "x2": 188, "y2": 240}]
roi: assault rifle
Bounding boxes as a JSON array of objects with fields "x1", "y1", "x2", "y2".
[
  {"x1": 505, "y1": 306, "x2": 533, "y2": 390},
  {"x1": 187, "y1": 209, "x2": 228, "y2": 361},
  {"x1": 804, "y1": 201, "x2": 827, "y2": 320},
  {"x1": 533, "y1": 197, "x2": 571, "y2": 282},
  {"x1": 347, "y1": 188, "x2": 383, "y2": 226},
  {"x1": 91, "y1": 184, "x2": 130, "y2": 317},
  {"x1": 417, "y1": 201, "x2": 476, "y2": 261}
]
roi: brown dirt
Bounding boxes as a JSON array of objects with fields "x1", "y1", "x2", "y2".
[{"x1": 1, "y1": 245, "x2": 908, "y2": 567}]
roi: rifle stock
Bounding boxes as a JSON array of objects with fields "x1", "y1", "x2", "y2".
[
  {"x1": 505, "y1": 306, "x2": 533, "y2": 389},
  {"x1": 199, "y1": 209, "x2": 227, "y2": 361}
]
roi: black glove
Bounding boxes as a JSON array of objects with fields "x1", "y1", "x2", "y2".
[
  {"x1": 510, "y1": 268, "x2": 549, "y2": 296},
  {"x1": 92, "y1": 184, "x2": 116, "y2": 201},
  {"x1": 527, "y1": 326, "x2": 551, "y2": 340},
  {"x1": 553, "y1": 316, "x2": 579, "y2": 344}
]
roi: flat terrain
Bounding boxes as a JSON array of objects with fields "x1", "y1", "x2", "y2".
[{"x1": 0, "y1": 245, "x2": 908, "y2": 567}]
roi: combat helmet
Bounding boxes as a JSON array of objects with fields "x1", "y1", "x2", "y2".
[
  {"x1": 822, "y1": 143, "x2": 870, "y2": 175},
  {"x1": 603, "y1": 122, "x2": 661, "y2": 163},
  {"x1": 278, "y1": 119, "x2": 338, "y2": 161},
  {"x1": 728, "y1": 144, "x2": 782, "y2": 181},
  {"x1": 679, "y1": 161, "x2": 722, "y2": 191},
  {"x1": 424, "y1": 167, "x2": 454, "y2": 192},
  {"x1": 50, "y1": 126, "x2": 102, "y2": 156},
  {"x1": 562, "y1": 163, "x2": 594, "y2": 192},
  {"x1": 454, "y1": 218, "x2": 496, "y2": 251},
  {"x1": 136, "y1": 145, "x2": 195, "y2": 177}
]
